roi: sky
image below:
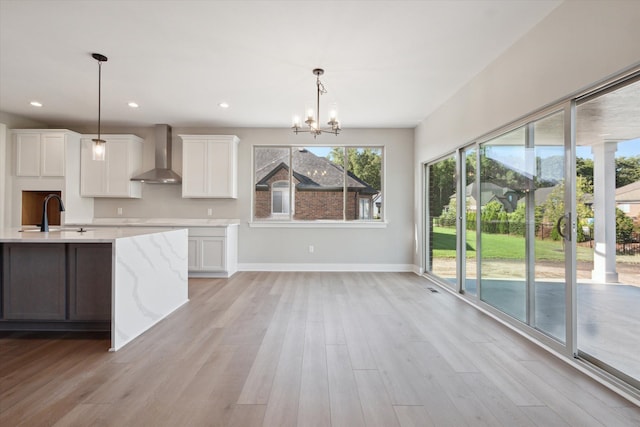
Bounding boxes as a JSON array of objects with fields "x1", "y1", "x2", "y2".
[
  {"x1": 576, "y1": 137, "x2": 639, "y2": 159},
  {"x1": 305, "y1": 146, "x2": 332, "y2": 157}
]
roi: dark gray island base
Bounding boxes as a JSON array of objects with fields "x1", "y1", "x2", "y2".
[{"x1": 1, "y1": 243, "x2": 111, "y2": 331}]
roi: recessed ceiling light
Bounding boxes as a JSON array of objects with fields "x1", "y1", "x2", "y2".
[
  {"x1": 30, "y1": 101, "x2": 43, "y2": 107},
  {"x1": 219, "y1": 102, "x2": 230, "y2": 109},
  {"x1": 128, "y1": 102, "x2": 139, "y2": 108}
]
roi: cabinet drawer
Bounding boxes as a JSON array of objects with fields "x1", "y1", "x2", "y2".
[{"x1": 188, "y1": 227, "x2": 226, "y2": 237}]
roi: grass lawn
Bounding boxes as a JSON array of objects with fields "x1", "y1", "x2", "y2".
[{"x1": 432, "y1": 226, "x2": 593, "y2": 262}]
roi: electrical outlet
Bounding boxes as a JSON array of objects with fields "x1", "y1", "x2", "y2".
[
  {"x1": 117, "y1": 207, "x2": 123, "y2": 216},
  {"x1": 207, "y1": 208, "x2": 213, "y2": 216},
  {"x1": 309, "y1": 245, "x2": 314, "y2": 253}
]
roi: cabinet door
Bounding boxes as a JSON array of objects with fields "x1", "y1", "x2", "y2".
[
  {"x1": 187, "y1": 238, "x2": 200, "y2": 270},
  {"x1": 182, "y1": 140, "x2": 209, "y2": 197},
  {"x1": 68, "y1": 244, "x2": 112, "y2": 321},
  {"x1": 200, "y1": 237, "x2": 225, "y2": 271},
  {"x1": 105, "y1": 139, "x2": 131, "y2": 196},
  {"x1": 15, "y1": 133, "x2": 41, "y2": 176},
  {"x1": 41, "y1": 134, "x2": 66, "y2": 176},
  {"x1": 2, "y1": 244, "x2": 66, "y2": 320},
  {"x1": 207, "y1": 140, "x2": 232, "y2": 197},
  {"x1": 80, "y1": 138, "x2": 106, "y2": 196}
]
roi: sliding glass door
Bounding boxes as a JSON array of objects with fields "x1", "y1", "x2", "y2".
[
  {"x1": 477, "y1": 111, "x2": 567, "y2": 342},
  {"x1": 576, "y1": 78, "x2": 640, "y2": 385},
  {"x1": 425, "y1": 70, "x2": 640, "y2": 390}
]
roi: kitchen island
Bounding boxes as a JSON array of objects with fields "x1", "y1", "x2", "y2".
[{"x1": 0, "y1": 227, "x2": 188, "y2": 351}]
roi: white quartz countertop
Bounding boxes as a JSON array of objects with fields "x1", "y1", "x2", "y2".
[
  {"x1": 67, "y1": 218, "x2": 240, "y2": 227},
  {"x1": 0, "y1": 227, "x2": 181, "y2": 243}
]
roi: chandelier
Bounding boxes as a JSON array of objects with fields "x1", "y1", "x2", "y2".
[{"x1": 292, "y1": 68, "x2": 341, "y2": 137}]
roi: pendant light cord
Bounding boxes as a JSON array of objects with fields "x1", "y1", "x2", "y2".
[{"x1": 97, "y1": 60, "x2": 102, "y2": 141}]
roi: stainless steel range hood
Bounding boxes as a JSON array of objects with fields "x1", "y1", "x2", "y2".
[{"x1": 131, "y1": 124, "x2": 182, "y2": 184}]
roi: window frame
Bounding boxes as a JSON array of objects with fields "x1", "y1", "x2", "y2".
[{"x1": 251, "y1": 144, "x2": 386, "y2": 228}]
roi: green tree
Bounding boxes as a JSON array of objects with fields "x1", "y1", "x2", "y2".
[
  {"x1": 438, "y1": 198, "x2": 457, "y2": 227},
  {"x1": 616, "y1": 155, "x2": 640, "y2": 188},
  {"x1": 427, "y1": 157, "x2": 457, "y2": 218},
  {"x1": 466, "y1": 210, "x2": 477, "y2": 231},
  {"x1": 576, "y1": 157, "x2": 594, "y2": 187},
  {"x1": 498, "y1": 210, "x2": 509, "y2": 234},
  {"x1": 541, "y1": 176, "x2": 593, "y2": 241},
  {"x1": 328, "y1": 147, "x2": 382, "y2": 190},
  {"x1": 481, "y1": 200, "x2": 504, "y2": 233},
  {"x1": 507, "y1": 203, "x2": 526, "y2": 237},
  {"x1": 576, "y1": 155, "x2": 640, "y2": 189},
  {"x1": 616, "y1": 208, "x2": 634, "y2": 244}
]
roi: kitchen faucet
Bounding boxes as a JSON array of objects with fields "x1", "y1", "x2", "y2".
[{"x1": 41, "y1": 194, "x2": 65, "y2": 232}]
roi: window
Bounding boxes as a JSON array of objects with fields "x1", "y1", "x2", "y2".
[
  {"x1": 271, "y1": 181, "x2": 291, "y2": 215},
  {"x1": 253, "y1": 146, "x2": 383, "y2": 222},
  {"x1": 359, "y1": 198, "x2": 371, "y2": 219}
]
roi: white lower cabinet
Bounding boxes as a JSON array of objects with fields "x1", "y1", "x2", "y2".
[{"x1": 187, "y1": 225, "x2": 238, "y2": 278}]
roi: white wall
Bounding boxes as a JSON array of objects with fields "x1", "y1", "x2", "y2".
[
  {"x1": 413, "y1": 1, "x2": 640, "y2": 269},
  {"x1": 58, "y1": 125, "x2": 415, "y2": 269}
]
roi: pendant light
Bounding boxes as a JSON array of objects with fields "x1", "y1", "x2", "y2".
[{"x1": 92, "y1": 53, "x2": 108, "y2": 161}]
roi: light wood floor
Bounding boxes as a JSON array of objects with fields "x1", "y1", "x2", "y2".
[{"x1": 1, "y1": 272, "x2": 638, "y2": 426}]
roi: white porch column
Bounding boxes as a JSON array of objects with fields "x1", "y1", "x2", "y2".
[{"x1": 591, "y1": 141, "x2": 618, "y2": 283}]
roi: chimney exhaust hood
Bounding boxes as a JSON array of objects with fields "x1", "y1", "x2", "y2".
[{"x1": 131, "y1": 124, "x2": 182, "y2": 184}]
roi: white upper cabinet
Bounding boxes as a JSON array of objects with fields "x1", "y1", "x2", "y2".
[
  {"x1": 180, "y1": 135, "x2": 239, "y2": 198},
  {"x1": 14, "y1": 130, "x2": 67, "y2": 177},
  {"x1": 80, "y1": 134, "x2": 143, "y2": 198}
]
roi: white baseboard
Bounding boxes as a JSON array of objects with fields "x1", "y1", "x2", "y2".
[{"x1": 238, "y1": 263, "x2": 415, "y2": 272}]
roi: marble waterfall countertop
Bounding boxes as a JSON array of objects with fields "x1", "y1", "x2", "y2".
[
  {"x1": 68, "y1": 217, "x2": 240, "y2": 227},
  {"x1": 0, "y1": 226, "x2": 180, "y2": 243}
]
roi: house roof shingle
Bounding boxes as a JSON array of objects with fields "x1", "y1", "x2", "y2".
[{"x1": 255, "y1": 148, "x2": 378, "y2": 194}]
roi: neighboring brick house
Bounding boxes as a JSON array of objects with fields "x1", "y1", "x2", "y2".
[
  {"x1": 616, "y1": 180, "x2": 640, "y2": 225},
  {"x1": 255, "y1": 148, "x2": 379, "y2": 220}
]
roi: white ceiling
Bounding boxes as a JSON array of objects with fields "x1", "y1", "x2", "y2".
[{"x1": 0, "y1": 0, "x2": 562, "y2": 129}]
